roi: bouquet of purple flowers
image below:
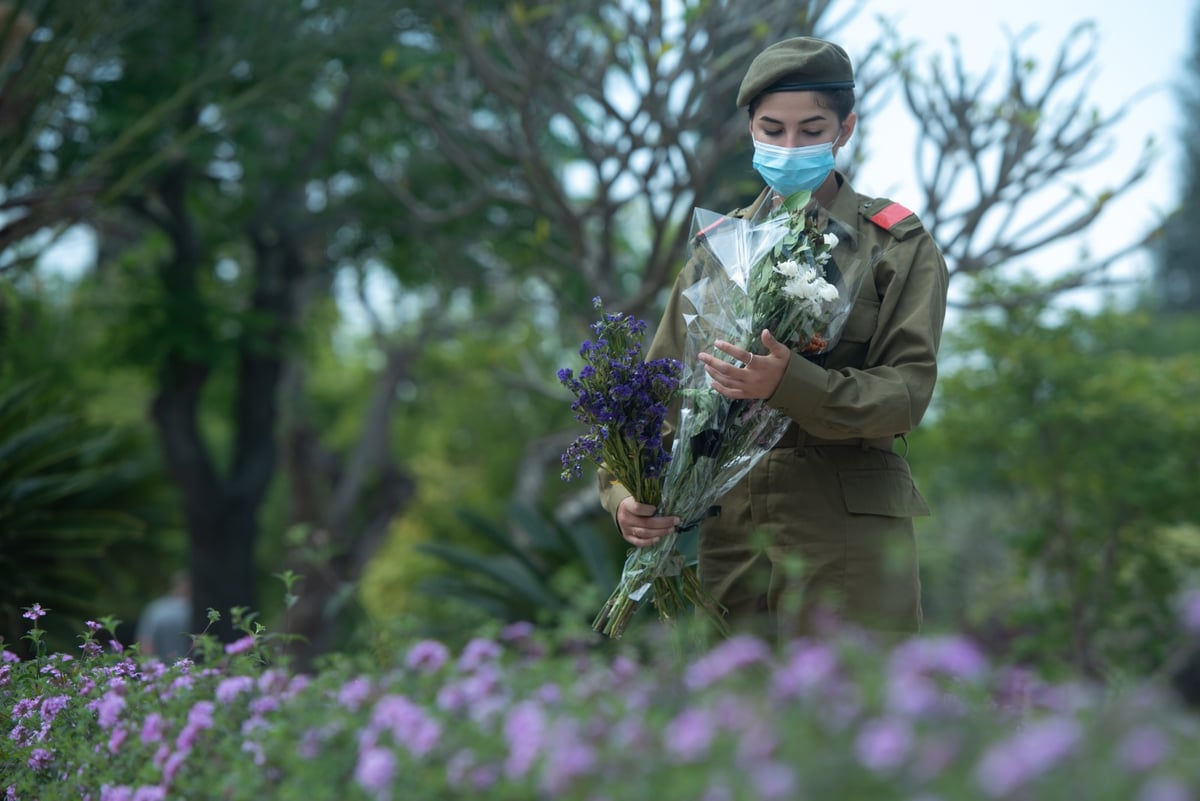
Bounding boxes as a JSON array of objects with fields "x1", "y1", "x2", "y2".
[{"x1": 560, "y1": 191, "x2": 878, "y2": 639}]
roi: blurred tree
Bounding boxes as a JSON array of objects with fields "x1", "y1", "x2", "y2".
[
  {"x1": 892, "y1": 22, "x2": 1156, "y2": 306},
  {"x1": 915, "y1": 281, "x2": 1200, "y2": 677},
  {"x1": 1155, "y1": 3, "x2": 1200, "y2": 311}
]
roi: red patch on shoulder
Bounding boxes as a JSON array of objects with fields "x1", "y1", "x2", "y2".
[{"x1": 868, "y1": 202, "x2": 914, "y2": 230}]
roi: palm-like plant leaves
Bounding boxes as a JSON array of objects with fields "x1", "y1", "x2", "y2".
[
  {"x1": 0, "y1": 380, "x2": 154, "y2": 654},
  {"x1": 416, "y1": 501, "x2": 622, "y2": 626}
]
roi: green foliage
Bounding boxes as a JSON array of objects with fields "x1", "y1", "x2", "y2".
[
  {"x1": 0, "y1": 378, "x2": 176, "y2": 654},
  {"x1": 914, "y1": 279, "x2": 1200, "y2": 677},
  {"x1": 415, "y1": 502, "x2": 622, "y2": 633}
]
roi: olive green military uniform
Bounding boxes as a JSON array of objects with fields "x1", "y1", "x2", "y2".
[{"x1": 600, "y1": 174, "x2": 948, "y2": 637}]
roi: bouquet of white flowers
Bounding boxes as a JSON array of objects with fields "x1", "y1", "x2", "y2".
[{"x1": 563, "y1": 191, "x2": 879, "y2": 639}]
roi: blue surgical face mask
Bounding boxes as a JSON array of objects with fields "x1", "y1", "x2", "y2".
[{"x1": 752, "y1": 139, "x2": 836, "y2": 197}]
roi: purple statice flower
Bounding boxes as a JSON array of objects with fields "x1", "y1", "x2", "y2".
[
  {"x1": 338, "y1": 676, "x2": 369, "y2": 705},
  {"x1": 215, "y1": 675, "x2": 255, "y2": 705},
  {"x1": 974, "y1": 716, "x2": 1082, "y2": 797},
  {"x1": 854, "y1": 715, "x2": 913, "y2": 773},
  {"x1": 283, "y1": 674, "x2": 311, "y2": 700},
  {"x1": 22, "y1": 604, "x2": 47, "y2": 621},
  {"x1": 457, "y1": 638, "x2": 502, "y2": 673},
  {"x1": 503, "y1": 700, "x2": 548, "y2": 779},
  {"x1": 257, "y1": 668, "x2": 288, "y2": 695},
  {"x1": 224, "y1": 636, "x2": 256, "y2": 656},
  {"x1": 684, "y1": 634, "x2": 771, "y2": 691},
  {"x1": 99, "y1": 786, "x2": 133, "y2": 801},
  {"x1": 1117, "y1": 725, "x2": 1172, "y2": 771},
  {"x1": 662, "y1": 707, "x2": 717, "y2": 763},
  {"x1": 140, "y1": 713, "x2": 166, "y2": 745},
  {"x1": 354, "y1": 746, "x2": 397, "y2": 798},
  {"x1": 1, "y1": 651, "x2": 18, "y2": 664},
  {"x1": 242, "y1": 738, "x2": 266, "y2": 766},
  {"x1": 108, "y1": 639, "x2": 124, "y2": 654},
  {"x1": 405, "y1": 640, "x2": 451, "y2": 674},
  {"x1": 27, "y1": 748, "x2": 52, "y2": 770},
  {"x1": 558, "y1": 299, "x2": 681, "y2": 483}
]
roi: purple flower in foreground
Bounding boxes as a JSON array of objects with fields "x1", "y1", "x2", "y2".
[
  {"x1": 1118, "y1": 725, "x2": 1171, "y2": 771},
  {"x1": 131, "y1": 787, "x2": 166, "y2": 801},
  {"x1": 215, "y1": 675, "x2": 255, "y2": 704},
  {"x1": 855, "y1": 716, "x2": 913, "y2": 773},
  {"x1": 1137, "y1": 776, "x2": 1194, "y2": 801},
  {"x1": 405, "y1": 640, "x2": 450, "y2": 674},
  {"x1": 684, "y1": 634, "x2": 770, "y2": 691},
  {"x1": 99, "y1": 786, "x2": 133, "y2": 801},
  {"x1": 141, "y1": 713, "x2": 165, "y2": 745},
  {"x1": 1180, "y1": 588, "x2": 1200, "y2": 634},
  {"x1": 22, "y1": 604, "x2": 47, "y2": 621},
  {"x1": 27, "y1": 748, "x2": 52, "y2": 770},
  {"x1": 503, "y1": 700, "x2": 548, "y2": 779},
  {"x1": 457, "y1": 638, "x2": 502, "y2": 673},
  {"x1": 224, "y1": 636, "x2": 256, "y2": 656},
  {"x1": 975, "y1": 716, "x2": 1082, "y2": 797},
  {"x1": 92, "y1": 690, "x2": 126, "y2": 730},
  {"x1": 771, "y1": 639, "x2": 838, "y2": 699},
  {"x1": 663, "y1": 707, "x2": 717, "y2": 763},
  {"x1": 751, "y1": 762, "x2": 797, "y2": 801},
  {"x1": 354, "y1": 747, "x2": 397, "y2": 798},
  {"x1": 338, "y1": 677, "x2": 372, "y2": 711}
]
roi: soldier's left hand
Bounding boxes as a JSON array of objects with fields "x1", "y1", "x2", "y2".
[{"x1": 699, "y1": 329, "x2": 791, "y2": 400}]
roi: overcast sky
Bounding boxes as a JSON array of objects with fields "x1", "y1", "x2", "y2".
[{"x1": 831, "y1": 0, "x2": 1196, "y2": 307}]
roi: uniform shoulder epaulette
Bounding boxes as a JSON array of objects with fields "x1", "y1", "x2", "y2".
[{"x1": 861, "y1": 197, "x2": 925, "y2": 241}]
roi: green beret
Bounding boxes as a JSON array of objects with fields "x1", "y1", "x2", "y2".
[{"x1": 736, "y1": 37, "x2": 855, "y2": 108}]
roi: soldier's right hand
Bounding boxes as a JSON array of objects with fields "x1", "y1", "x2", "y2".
[{"x1": 616, "y1": 496, "x2": 680, "y2": 548}]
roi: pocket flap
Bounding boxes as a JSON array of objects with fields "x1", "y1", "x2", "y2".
[{"x1": 839, "y1": 468, "x2": 931, "y2": 518}]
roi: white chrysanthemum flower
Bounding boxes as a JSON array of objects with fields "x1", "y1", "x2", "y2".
[
  {"x1": 772, "y1": 259, "x2": 801, "y2": 280},
  {"x1": 823, "y1": 232, "x2": 839, "y2": 249},
  {"x1": 817, "y1": 283, "x2": 839, "y2": 303}
]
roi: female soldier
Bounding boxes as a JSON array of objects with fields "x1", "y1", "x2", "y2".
[{"x1": 600, "y1": 36, "x2": 949, "y2": 638}]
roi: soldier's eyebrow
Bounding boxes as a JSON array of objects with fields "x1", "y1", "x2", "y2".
[{"x1": 757, "y1": 113, "x2": 829, "y2": 126}]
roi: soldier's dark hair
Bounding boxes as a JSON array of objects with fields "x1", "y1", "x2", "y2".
[{"x1": 747, "y1": 87, "x2": 856, "y2": 123}]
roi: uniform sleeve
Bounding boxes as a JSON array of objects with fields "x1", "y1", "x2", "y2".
[{"x1": 766, "y1": 232, "x2": 949, "y2": 439}]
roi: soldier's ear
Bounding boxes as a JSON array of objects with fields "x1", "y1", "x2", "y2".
[{"x1": 836, "y1": 112, "x2": 857, "y2": 148}]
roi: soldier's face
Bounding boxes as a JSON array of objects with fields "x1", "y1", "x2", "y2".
[{"x1": 749, "y1": 91, "x2": 856, "y2": 153}]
